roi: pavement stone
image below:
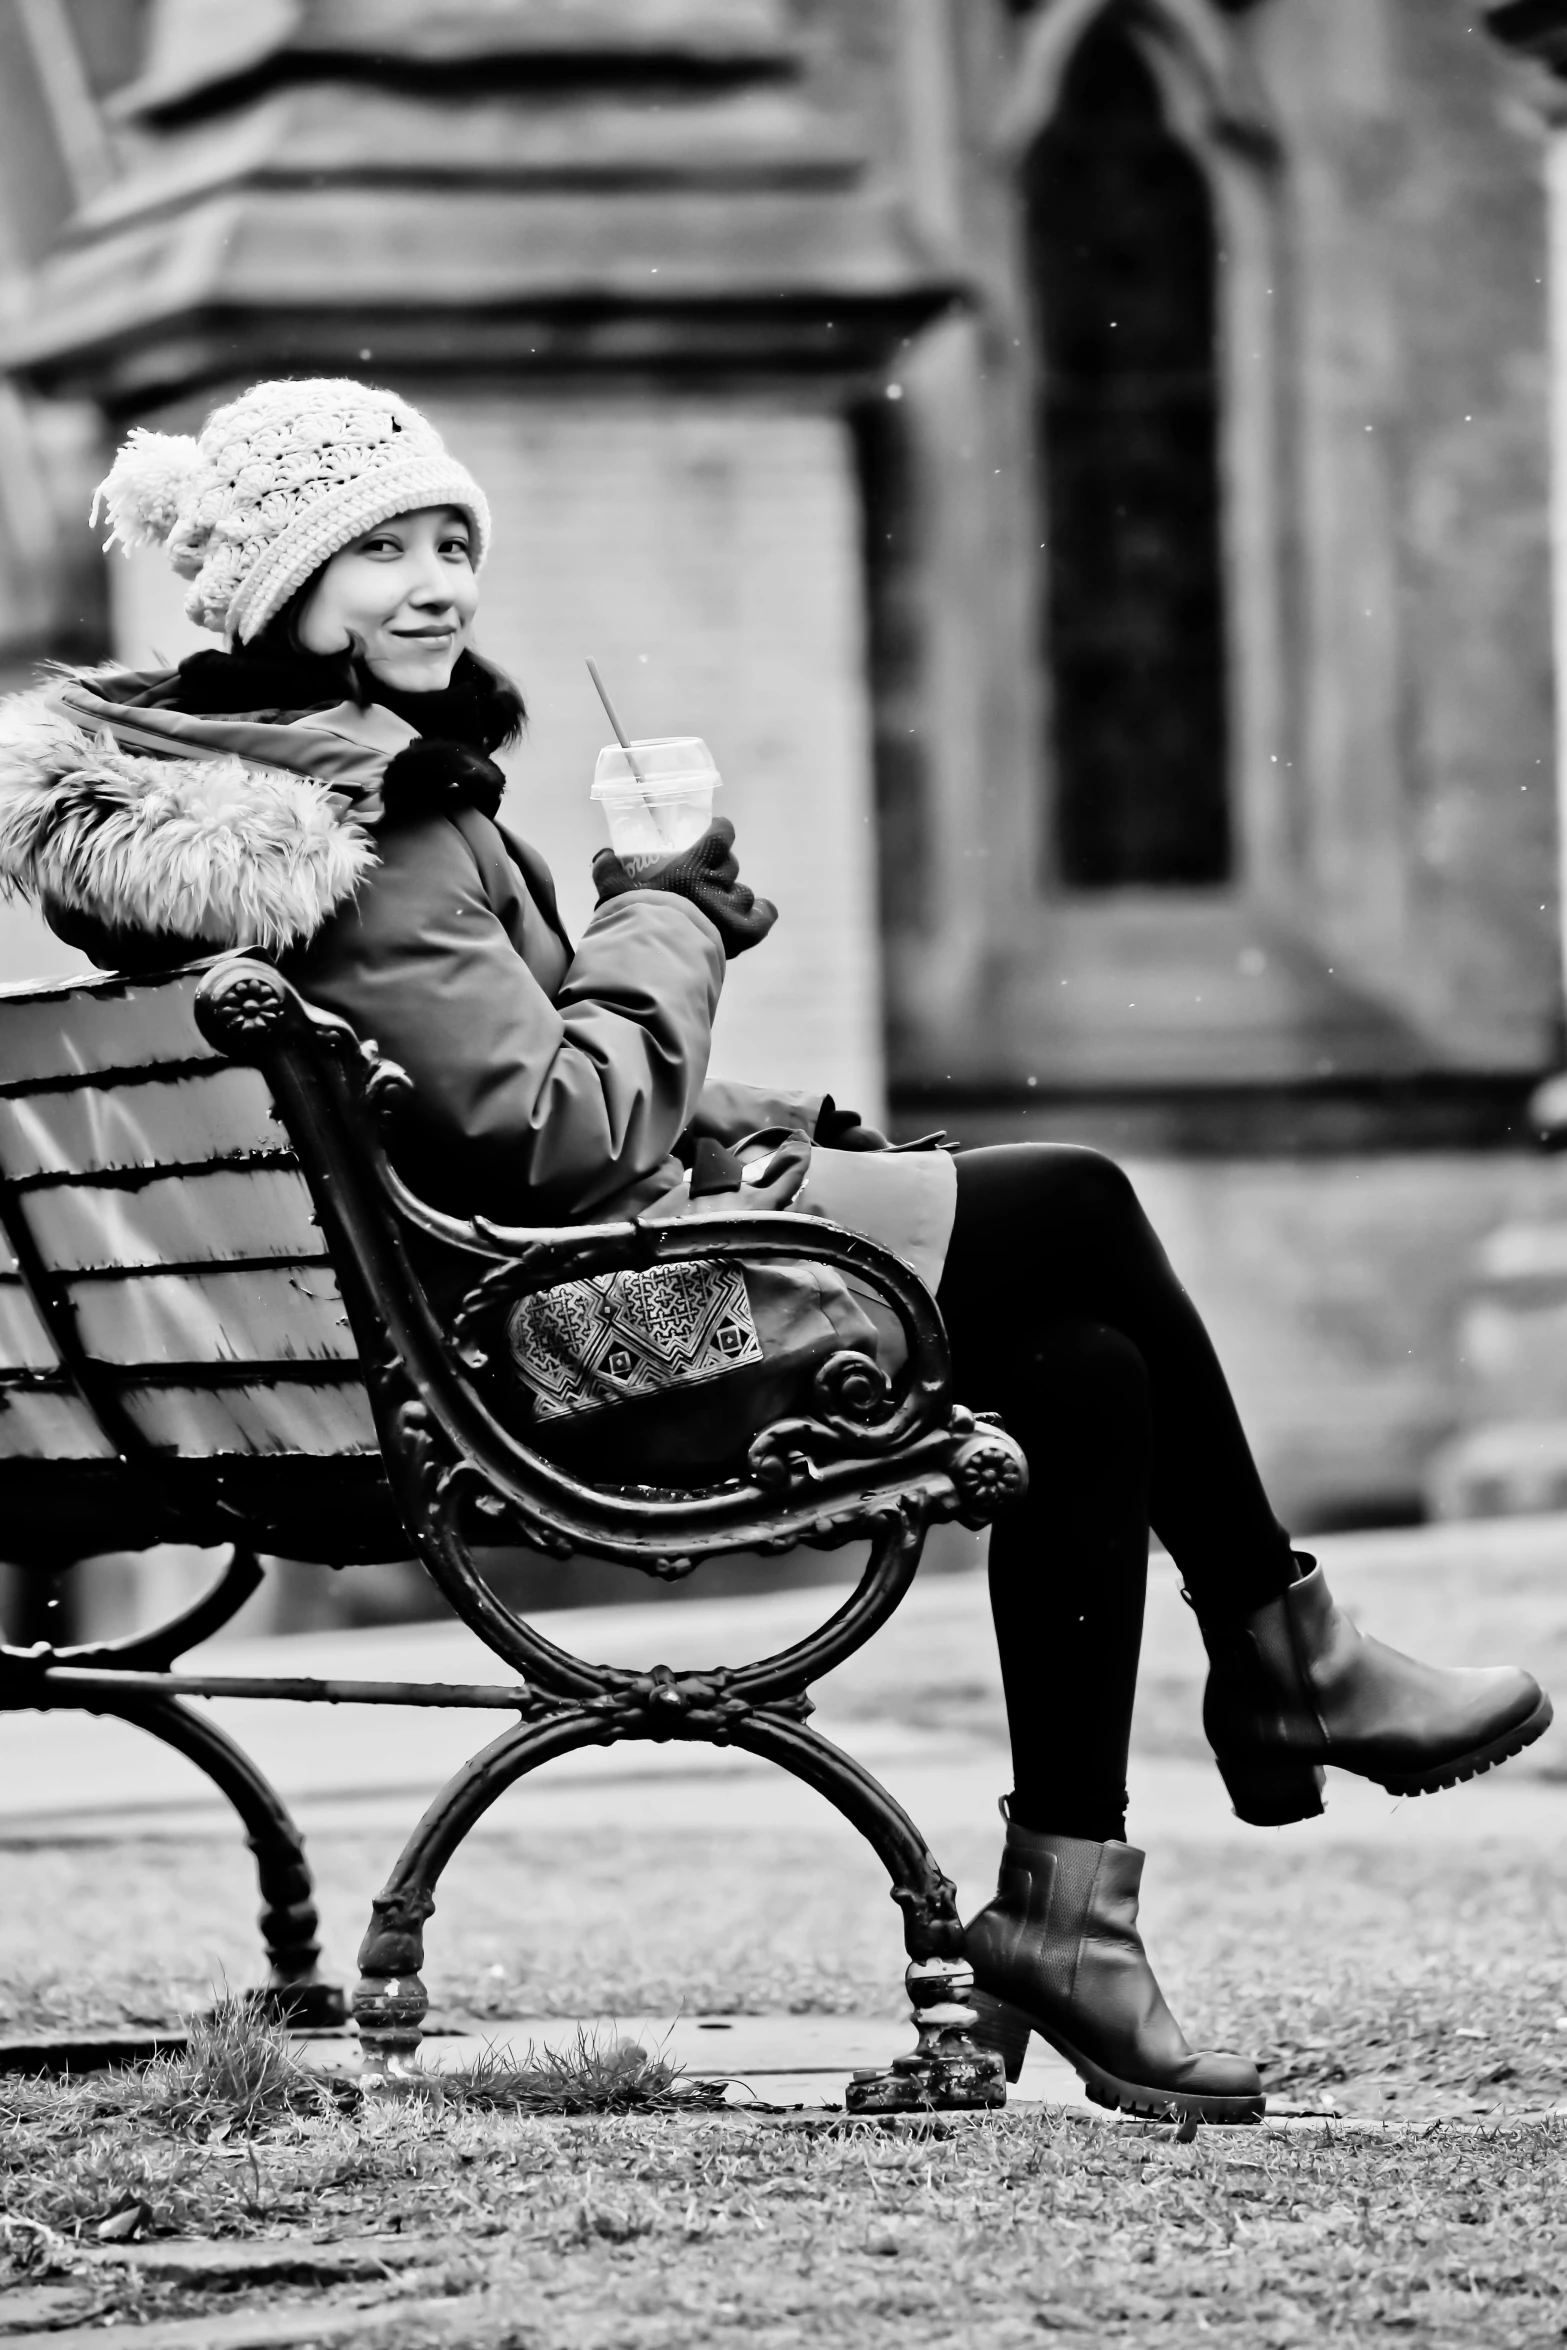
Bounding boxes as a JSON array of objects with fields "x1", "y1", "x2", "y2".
[
  {"x1": 0, "y1": 2293, "x2": 479, "y2": 2350},
  {"x1": 81, "y1": 2236, "x2": 461, "y2": 2286},
  {"x1": 296, "y1": 2011, "x2": 1087, "y2": 2113}
]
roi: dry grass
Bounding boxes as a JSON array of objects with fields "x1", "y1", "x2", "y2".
[
  {"x1": 442, "y1": 2026, "x2": 727, "y2": 2116},
  {"x1": 2, "y1": 1541, "x2": 1566, "y2": 2339},
  {"x1": 3, "y1": 1828, "x2": 1564, "y2": 2119},
  {"x1": 0, "y1": 1868, "x2": 1564, "y2": 2343},
  {"x1": 3, "y1": 2084, "x2": 1566, "y2": 2345}
]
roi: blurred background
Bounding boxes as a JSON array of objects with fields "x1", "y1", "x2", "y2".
[{"x1": 5, "y1": 0, "x2": 1567, "y2": 1640}]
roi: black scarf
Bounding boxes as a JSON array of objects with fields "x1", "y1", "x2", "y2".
[
  {"x1": 174, "y1": 643, "x2": 513, "y2": 751},
  {"x1": 173, "y1": 644, "x2": 517, "y2": 823}
]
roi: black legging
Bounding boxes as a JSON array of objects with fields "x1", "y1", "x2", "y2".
[{"x1": 934, "y1": 1145, "x2": 1295, "y2": 1843}]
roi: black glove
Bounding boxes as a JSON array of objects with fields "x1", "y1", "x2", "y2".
[
  {"x1": 814, "y1": 1092, "x2": 891, "y2": 1151},
  {"x1": 592, "y1": 815, "x2": 777, "y2": 958}
]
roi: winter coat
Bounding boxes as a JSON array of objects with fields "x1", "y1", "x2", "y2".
[
  {"x1": 0, "y1": 663, "x2": 814, "y2": 1216},
  {"x1": 0, "y1": 663, "x2": 955, "y2": 1279}
]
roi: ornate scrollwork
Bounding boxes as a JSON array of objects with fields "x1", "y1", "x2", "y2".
[
  {"x1": 812, "y1": 1347, "x2": 893, "y2": 1426},
  {"x1": 747, "y1": 1428, "x2": 816, "y2": 1494},
  {"x1": 362, "y1": 1051, "x2": 415, "y2": 1128},
  {"x1": 647, "y1": 1553, "x2": 699, "y2": 1582},
  {"x1": 196, "y1": 962, "x2": 289, "y2": 1049},
  {"x1": 365, "y1": 1342, "x2": 449, "y2": 1518},
  {"x1": 584, "y1": 1665, "x2": 812, "y2": 1743},
  {"x1": 949, "y1": 1431, "x2": 1029, "y2": 1522},
  {"x1": 889, "y1": 1858, "x2": 966, "y2": 1957}
]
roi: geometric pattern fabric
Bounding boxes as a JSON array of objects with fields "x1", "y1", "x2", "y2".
[{"x1": 504, "y1": 1260, "x2": 763, "y2": 1421}]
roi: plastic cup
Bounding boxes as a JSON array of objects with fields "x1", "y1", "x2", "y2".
[{"x1": 591, "y1": 737, "x2": 722, "y2": 874}]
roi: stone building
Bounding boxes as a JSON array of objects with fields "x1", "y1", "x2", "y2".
[{"x1": 1, "y1": 0, "x2": 1562, "y2": 1526}]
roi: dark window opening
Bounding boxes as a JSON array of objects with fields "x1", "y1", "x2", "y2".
[{"x1": 1025, "y1": 11, "x2": 1231, "y2": 889}]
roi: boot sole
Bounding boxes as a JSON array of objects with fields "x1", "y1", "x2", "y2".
[
  {"x1": 1373, "y1": 1689, "x2": 1554, "y2": 1798},
  {"x1": 1217, "y1": 1690, "x2": 1554, "y2": 1823},
  {"x1": 970, "y1": 1989, "x2": 1264, "y2": 2127}
]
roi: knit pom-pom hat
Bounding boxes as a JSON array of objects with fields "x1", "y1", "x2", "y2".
[{"x1": 90, "y1": 378, "x2": 491, "y2": 645}]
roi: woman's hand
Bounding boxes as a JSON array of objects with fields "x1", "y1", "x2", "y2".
[{"x1": 592, "y1": 816, "x2": 777, "y2": 958}]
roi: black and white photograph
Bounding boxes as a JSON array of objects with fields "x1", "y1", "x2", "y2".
[{"x1": 0, "y1": 1, "x2": 1563, "y2": 2342}]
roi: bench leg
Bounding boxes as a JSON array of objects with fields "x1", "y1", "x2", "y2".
[
  {"x1": 112, "y1": 1696, "x2": 347, "y2": 2029},
  {"x1": 350, "y1": 1702, "x2": 1002, "y2": 2110},
  {"x1": 726, "y1": 1712, "x2": 1005, "y2": 2114},
  {"x1": 352, "y1": 1711, "x2": 611, "y2": 2083}
]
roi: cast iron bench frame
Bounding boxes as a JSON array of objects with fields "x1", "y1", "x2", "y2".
[{"x1": 0, "y1": 955, "x2": 1027, "y2": 2111}]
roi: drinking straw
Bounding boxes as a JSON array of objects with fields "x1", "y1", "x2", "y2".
[{"x1": 585, "y1": 657, "x2": 645, "y2": 782}]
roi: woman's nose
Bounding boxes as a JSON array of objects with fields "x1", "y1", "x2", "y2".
[{"x1": 406, "y1": 557, "x2": 455, "y2": 609}]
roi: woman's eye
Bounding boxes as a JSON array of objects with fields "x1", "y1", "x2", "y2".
[
  {"x1": 360, "y1": 535, "x2": 400, "y2": 557},
  {"x1": 440, "y1": 538, "x2": 472, "y2": 561}
]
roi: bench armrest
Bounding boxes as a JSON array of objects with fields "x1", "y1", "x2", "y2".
[{"x1": 195, "y1": 956, "x2": 1025, "y2": 1574}]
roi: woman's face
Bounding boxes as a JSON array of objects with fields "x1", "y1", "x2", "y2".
[{"x1": 297, "y1": 505, "x2": 479, "y2": 691}]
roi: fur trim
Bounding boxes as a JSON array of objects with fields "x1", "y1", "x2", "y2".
[{"x1": 0, "y1": 684, "x2": 377, "y2": 954}]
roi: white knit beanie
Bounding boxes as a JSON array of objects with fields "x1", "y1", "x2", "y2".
[{"x1": 90, "y1": 378, "x2": 492, "y2": 645}]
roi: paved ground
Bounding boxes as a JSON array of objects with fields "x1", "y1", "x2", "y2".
[
  {"x1": 4, "y1": 1513, "x2": 1564, "y2": 1852},
  {"x1": 295, "y1": 2012, "x2": 1087, "y2": 2111}
]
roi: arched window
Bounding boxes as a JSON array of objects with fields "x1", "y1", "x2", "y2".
[{"x1": 1024, "y1": 8, "x2": 1230, "y2": 889}]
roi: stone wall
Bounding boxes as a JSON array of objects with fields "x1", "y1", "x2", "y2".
[
  {"x1": 883, "y1": 0, "x2": 1556, "y2": 1092},
  {"x1": 1126, "y1": 1150, "x2": 1567, "y2": 1530},
  {"x1": 422, "y1": 392, "x2": 885, "y2": 1117},
  {"x1": 1254, "y1": 0, "x2": 1557, "y2": 1058}
]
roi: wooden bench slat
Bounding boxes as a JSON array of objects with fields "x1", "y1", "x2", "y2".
[
  {"x1": 0, "y1": 1068, "x2": 287, "y2": 1181},
  {"x1": 0, "y1": 1283, "x2": 58, "y2": 1371},
  {"x1": 122, "y1": 1378, "x2": 379, "y2": 1456},
  {"x1": 68, "y1": 1267, "x2": 356, "y2": 1367},
  {"x1": 21, "y1": 1169, "x2": 326, "y2": 1272},
  {"x1": 0, "y1": 972, "x2": 217, "y2": 1088},
  {"x1": 0, "y1": 1387, "x2": 118, "y2": 1459}
]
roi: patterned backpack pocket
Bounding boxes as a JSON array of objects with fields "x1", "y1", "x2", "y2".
[
  {"x1": 504, "y1": 1257, "x2": 766, "y2": 1423},
  {"x1": 502, "y1": 1254, "x2": 890, "y2": 1476}
]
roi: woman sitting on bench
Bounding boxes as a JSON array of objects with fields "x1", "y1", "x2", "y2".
[{"x1": 0, "y1": 377, "x2": 1550, "y2": 2126}]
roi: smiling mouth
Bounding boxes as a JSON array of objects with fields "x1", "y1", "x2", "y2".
[{"x1": 391, "y1": 627, "x2": 456, "y2": 641}]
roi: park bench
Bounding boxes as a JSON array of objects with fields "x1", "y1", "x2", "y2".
[{"x1": 0, "y1": 955, "x2": 1027, "y2": 2111}]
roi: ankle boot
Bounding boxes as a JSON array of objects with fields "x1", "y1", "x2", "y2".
[
  {"x1": 964, "y1": 1820, "x2": 1264, "y2": 2124},
  {"x1": 1200, "y1": 1558, "x2": 1552, "y2": 1827}
]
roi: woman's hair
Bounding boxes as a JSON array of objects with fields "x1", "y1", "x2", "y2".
[{"x1": 174, "y1": 569, "x2": 527, "y2": 757}]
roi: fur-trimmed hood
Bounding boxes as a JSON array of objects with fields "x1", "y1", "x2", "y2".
[{"x1": 0, "y1": 664, "x2": 396, "y2": 960}]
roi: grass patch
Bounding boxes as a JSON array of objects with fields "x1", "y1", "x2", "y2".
[
  {"x1": 442, "y1": 2026, "x2": 726, "y2": 2117},
  {"x1": 128, "y1": 1997, "x2": 332, "y2": 2137},
  {"x1": 4, "y1": 1831, "x2": 1564, "y2": 2118},
  {"x1": 2, "y1": 1546, "x2": 1565, "y2": 2336},
  {"x1": 5, "y1": 2098, "x2": 1566, "y2": 2346}
]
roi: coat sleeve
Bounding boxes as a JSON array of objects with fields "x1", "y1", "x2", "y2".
[
  {"x1": 288, "y1": 811, "x2": 725, "y2": 1219},
  {"x1": 687, "y1": 1077, "x2": 824, "y2": 1142}
]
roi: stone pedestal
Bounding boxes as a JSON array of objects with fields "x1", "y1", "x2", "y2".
[
  {"x1": 0, "y1": 2, "x2": 962, "y2": 1117},
  {"x1": 1426, "y1": 5, "x2": 1567, "y2": 1518},
  {"x1": 1424, "y1": 1180, "x2": 1567, "y2": 1515}
]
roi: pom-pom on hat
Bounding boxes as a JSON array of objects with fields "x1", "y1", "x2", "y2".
[{"x1": 91, "y1": 379, "x2": 491, "y2": 645}]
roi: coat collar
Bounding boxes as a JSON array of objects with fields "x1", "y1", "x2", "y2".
[
  {"x1": 0, "y1": 665, "x2": 381, "y2": 959},
  {"x1": 54, "y1": 676, "x2": 404, "y2": 815}
]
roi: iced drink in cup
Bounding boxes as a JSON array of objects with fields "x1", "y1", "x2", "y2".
[{"x1": 591, "y1": 737, "x2": 722, "y2": 875}]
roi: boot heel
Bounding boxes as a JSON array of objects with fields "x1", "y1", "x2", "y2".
[
  {"x1": 968, "y1": 1989, "x2": 1032, "y2": 2084},
  {"x1": 1217, "y1": 1752, "x2": 1325, "y2": 1827}
]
